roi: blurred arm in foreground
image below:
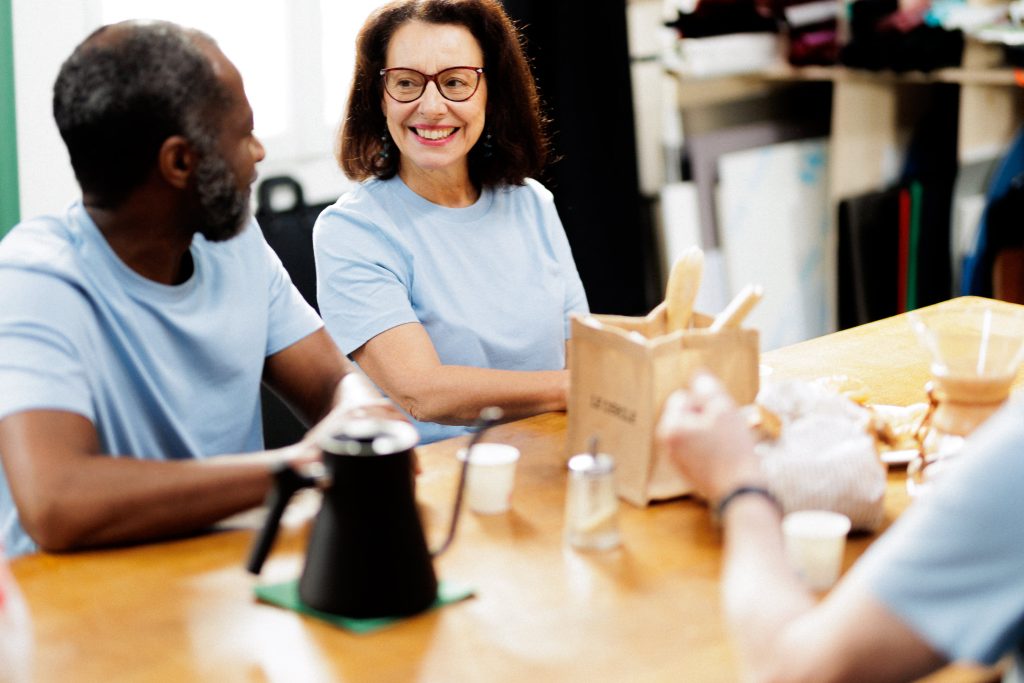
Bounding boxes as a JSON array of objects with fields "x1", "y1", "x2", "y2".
[{"x1": 657, "y1": 372, "x2": 1024, "y2": 682}]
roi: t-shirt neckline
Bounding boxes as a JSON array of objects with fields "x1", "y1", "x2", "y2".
[
  {"x1": 389, "y1": 175, "x2": 494, "y2": 223},
  {"x1": 69, "y1": 202, "x2": 200, "y2": 302}
]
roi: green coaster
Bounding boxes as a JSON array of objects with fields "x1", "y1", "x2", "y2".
[{"x1": 254, "y1": 579, "x2": 475, "y2": 634}]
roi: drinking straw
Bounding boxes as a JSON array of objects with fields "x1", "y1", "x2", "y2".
[{"x1": 977, "y1": 308, "x2": 991, "y2": 376}]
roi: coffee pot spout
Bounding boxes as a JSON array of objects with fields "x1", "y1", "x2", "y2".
[{"x1": 431, "y1": 406, "x2": 504, "y2": 556}]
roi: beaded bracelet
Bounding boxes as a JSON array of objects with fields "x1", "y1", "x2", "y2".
[{"x1": 713, "y1": 485, "x2": 783, "y2": 524}]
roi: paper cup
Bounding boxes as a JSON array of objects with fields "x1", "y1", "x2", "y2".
[
  {"x1": 782, "y1": 510, "x2": 851, "y2": 591},
  {"x1": 456, "y1": 444, "x2": 521, "y2": 514}
]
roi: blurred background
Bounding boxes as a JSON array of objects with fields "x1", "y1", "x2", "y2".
[{"x1": 3, "y1": 0, "x2": 1024, "y2": 349}]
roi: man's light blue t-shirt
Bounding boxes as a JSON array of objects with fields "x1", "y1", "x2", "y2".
[
  {"x1": 313, "y1": 176, "x2": 588, "y2": 444},
  {"x1": 850, "y1": 397, "x2": 1024, "y2": 681},
  {"x1": 0, "y1": 202, "x2": 322, "y2": 556}
]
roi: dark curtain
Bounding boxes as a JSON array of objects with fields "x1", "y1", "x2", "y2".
[{"x1": 502, "y1": 0, "x2": 653, "y2": 315}]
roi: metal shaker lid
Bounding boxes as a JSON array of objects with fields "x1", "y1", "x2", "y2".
[
  {"x1": 568, "y1": 453, "x2": 615, "y2": 476},
  {"x1": 319, "y1": 418, "x2": 419, "y2": 456}
]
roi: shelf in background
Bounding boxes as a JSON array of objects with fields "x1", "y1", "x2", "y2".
[
  {"x1": 670, "y1": 62, "x2": 1024, "y2": 108},
  {"x1": 760, "y1": 63, "x2": 1023, "y2": 86}
]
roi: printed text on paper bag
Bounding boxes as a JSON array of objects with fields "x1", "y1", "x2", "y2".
[{"x1": 590, "y1": 396, "x2": 636, "y2": 424}]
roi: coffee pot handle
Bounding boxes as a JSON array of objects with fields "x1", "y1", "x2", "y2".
[{"x1": 246, "y1": 464, "x2": 317, "y2": 574}]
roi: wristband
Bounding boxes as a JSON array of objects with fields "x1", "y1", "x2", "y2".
[{"x1": 713, "y1": 485, "x2": 782, "y2": 524}]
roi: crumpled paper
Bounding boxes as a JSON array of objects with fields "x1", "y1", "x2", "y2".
[{"x1": 755, "y1": 380, "x2": 887, "y2": 532}]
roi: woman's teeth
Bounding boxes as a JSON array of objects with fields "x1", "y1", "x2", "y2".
[{"x1": 415, "y1": 127, "x2": 455, "y2": 140}]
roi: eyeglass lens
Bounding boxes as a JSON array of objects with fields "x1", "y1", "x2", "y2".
[{"x1": 383, "y1": 67, "x2": 481, "y2": 102}]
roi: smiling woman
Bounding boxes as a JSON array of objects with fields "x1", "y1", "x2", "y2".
[
  {"x1": 381, "y1": 20, "x2": 488, "y2": 205},
  {"x1": 313, "y1": 0, "x2": 589, "y2": 445}
]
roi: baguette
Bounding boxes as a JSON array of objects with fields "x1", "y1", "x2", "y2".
[
  {"x1": 665, "y1": 246, "x2": 704, "y2": 332},
  {"x1": 709, "y1": 284, "x2": 763, "y2": 332}
]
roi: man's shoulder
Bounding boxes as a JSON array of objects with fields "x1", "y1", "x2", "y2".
[
  {"x1": 0, "y1": 217, "x2": 93, "y2": 323},
  {"x1": 0, "y1": 213, "x2": 83, "y2": 283}
]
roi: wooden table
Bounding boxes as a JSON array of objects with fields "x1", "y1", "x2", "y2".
[{"x1": 12, "y1": 297, "x2": 1018, "y2": 682}]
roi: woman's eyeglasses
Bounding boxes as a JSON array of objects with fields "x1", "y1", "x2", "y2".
[{"x1": 380, "y1": 66, "x2": 485, "y2": 103}]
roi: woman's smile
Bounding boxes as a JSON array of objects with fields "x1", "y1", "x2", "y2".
[{"x1": 411, "y1": 126, "x2": 459, "y2": 142}]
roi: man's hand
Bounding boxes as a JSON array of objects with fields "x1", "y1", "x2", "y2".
[{"x1": 655, "y1": 372, "x2": 763, "y2": 502}]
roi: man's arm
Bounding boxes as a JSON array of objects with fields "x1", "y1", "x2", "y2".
[
  {"x1": 0, "y1": 328, "x2": 399, "y2": 553},
  {"x1": 715, "y1": 496, "x2": 947, "y2": 683},
  {"x1": 0, "y1": 409, "x2": 279, "y2": 552},
  {"x1": 262, "y1": 327, "x2": 407, "y2": 440},
  {"x1": 261, "y1": 326, "x2": 351, "y2": 426},
  {"x1": 656, "y1": 375, "x2": 947, "y2": 683}
]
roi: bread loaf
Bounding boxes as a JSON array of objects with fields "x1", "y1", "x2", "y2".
[
  {"x1": 665, "y1": 246, "x2": 704, "y2": 332},
  {"x1": 709, "y1": 284, "x2": 763, "y2": 332}
]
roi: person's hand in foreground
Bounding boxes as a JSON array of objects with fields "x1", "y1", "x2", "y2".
[
  {"x1": 655, "y1": 371, "x2": 948, "y2": 683},
  {"x1": 655, "y1": 372, "x2": 765, "y2": 502}
]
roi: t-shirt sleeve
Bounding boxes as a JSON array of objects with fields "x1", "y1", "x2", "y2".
[
  {"x1": 312, "y1": 203, "x2": 419, "y2": 356},
  {"x1": 848, "y1": 400, "x2": 1024, "y2": 665},
  {"x1": 248, "y1": 221, "x2": 323, "y2": 357},
  {"x1": 0, "y1": 269, "x2": 93, "y2": 421},
  {"x1": 529, "y1": 179, "x2": 589, "y2": 337}
]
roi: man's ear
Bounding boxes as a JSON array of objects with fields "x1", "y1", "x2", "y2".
[{"x1": 157, "y1": 135, "x2": 197, "y2": 190}]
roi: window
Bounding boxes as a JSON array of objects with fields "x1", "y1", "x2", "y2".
[
  {"x1": 96, "y1": 0, "x2": 387, "y2": 168},
  {"x1": 320, "y1": 0, "x2": 373, "y2": 133}
]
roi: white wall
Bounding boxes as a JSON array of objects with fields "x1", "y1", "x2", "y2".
[
  {"x1": 10, "y1": 0, "x2": 355, "y2": 220},
  {"x1": 12, "y1": 0, "x2": 90, "y2": 218}
]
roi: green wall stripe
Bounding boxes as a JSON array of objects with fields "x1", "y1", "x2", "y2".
[{"x1": 0, "y1": 0, "x2": 19, "y2": 238}]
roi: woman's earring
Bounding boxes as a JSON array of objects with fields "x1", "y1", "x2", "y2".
[
  {"x1": 379, "y1": 132, "x2": 391, "y2": 160},
  {"x1": 482, "y1": 131, "x2": 494, "y2": 159}
]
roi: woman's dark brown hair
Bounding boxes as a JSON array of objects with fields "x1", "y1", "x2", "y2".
[{"x1": 338, "y1": 0, "x2": 549, "y2": 187}]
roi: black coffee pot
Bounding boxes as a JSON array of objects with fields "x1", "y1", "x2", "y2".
[{"x1": 246, "y1": 412, "x2": 498, "y2": 618}]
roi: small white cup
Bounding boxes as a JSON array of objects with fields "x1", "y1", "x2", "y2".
[
  {"x1": 782, "y1": 510, "x2": 851, "y2": 591},
  {"x1": 456, "y1": 444, "x2": 521, "y2": 515}
]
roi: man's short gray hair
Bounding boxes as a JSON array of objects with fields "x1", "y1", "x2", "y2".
[{"x1": 53, "y1": 20, "x2": 229, "y2": 207}]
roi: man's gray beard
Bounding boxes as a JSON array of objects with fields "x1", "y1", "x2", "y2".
[{"x1": 194, "y1": 151, "x2": 250, "y2": 242}]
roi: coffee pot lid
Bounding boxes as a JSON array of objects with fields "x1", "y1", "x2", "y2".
[{"x1": 318, "y1": 418, "x2": 419, "y2": 456}]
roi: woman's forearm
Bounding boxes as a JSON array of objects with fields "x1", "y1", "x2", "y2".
[
  {"x1": 352, "y1": 323, "x2": 570, "y2": 426},
  {"x1": 393, "y1": 365, "x2": 568, "y2": 425}
]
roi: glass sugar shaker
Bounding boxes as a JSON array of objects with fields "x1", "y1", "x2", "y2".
[{"x1": 564, "y1": 452, "x2": 621, "y2": 551}]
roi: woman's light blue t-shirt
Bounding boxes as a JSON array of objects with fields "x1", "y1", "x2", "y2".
[{"x1": 313, "y1": 176, "x2": 588, "y2": 444}]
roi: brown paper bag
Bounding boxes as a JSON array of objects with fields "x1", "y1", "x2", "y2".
[{"x1": 567, "y1": 306, "x2": 760, "y2": 507}]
